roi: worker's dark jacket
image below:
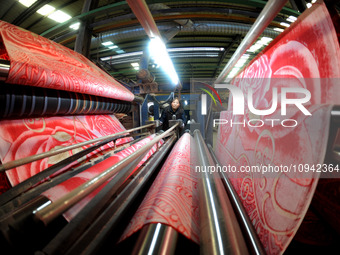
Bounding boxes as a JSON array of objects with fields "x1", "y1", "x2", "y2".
[{"x1": 159, "y1": 106, "x2": 186, "y2": 130}]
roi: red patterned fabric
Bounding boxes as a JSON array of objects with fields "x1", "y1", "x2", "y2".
[
  {"x1": 216, "y1": 2, "x2": 340, "y2": 255},
  {"x1": 0, "y1": 171, "x2": 11, "y2": 195},
  {"x1": 0, "y1": 21, "x2": 134, "y2": 102},
  {"x1": 120, "y1": 133, "x2": 200, "y2": 243},
  {"x1": 42, "y1": 134, "x2": 163, "y2": 221},
  {"x1": 0, "y1": 115, "x2": 131, "y2": 187}
]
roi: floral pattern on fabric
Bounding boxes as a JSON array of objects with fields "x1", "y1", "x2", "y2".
[
  {"x1": 216, "y1": 3, "x2": 340, "y2": 254},
  {"x1": 0, "y1": 21, "x2": 134, "y2": 101}
]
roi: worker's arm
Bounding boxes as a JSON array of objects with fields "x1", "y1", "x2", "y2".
[
  {"x1": 180, "y1": 110, "x2": 187, "y2": 125},
  {"x1": 159, "y1": 107, "x2": 167, "y2": 125}
]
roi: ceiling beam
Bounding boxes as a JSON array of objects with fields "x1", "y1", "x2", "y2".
[
  {"x1": 74, "y1": 0, "x2": 99, "y2": 57},
  {"x1": 213, "y1": 35, "x2": 241, "y2": 78}
]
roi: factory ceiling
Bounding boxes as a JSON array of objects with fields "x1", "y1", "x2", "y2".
[{"x1": 0, "y1": 0, "x2": 339, "y2": 92}]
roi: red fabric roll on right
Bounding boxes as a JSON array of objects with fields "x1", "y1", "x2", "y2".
[{"x1": 215, "y1": 2, "x2": 340, "y2": 254}]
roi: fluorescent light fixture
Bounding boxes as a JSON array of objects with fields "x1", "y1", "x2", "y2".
[
  {"x1": 133, "y1": 67, "x2": 139, "y2": 70},
  {"x1": 170, "y1": 53, "x2": 219, "y2": 58},
  {"x1": 306, "y1": 3, "x2": 312, "y2": 8},
  {"x1": 247, "y1": 42, "x2": 263, "y2": 52},
  {"x1": 100, "y1": 51, "x2": 143, "y2": 61},
  {"x1": 260, "y1": 36, "x2": 273, "y2": 45},
  {"x1": 37, "y1": 4, "x2": 55, "y2": 15},
  {"x1": 184, "y1": 100, "x2": 188, "y2": 105},
  {"x1": 311, "y1": 0, "x2": 317, "y2": 3},
  {"x1": 274, "y1": 27, "x2": 284, "y2": 32},
  {"x1": 149, "y1": 37, "x2": 179, "y2": 85},
  {"x1": 286, "y1": 16, "x2": 297, "y2": 23},
  {"x1": 48, "y1": 10, "x2": 72, "y2": 23},
  {"x1": 226, "y1": 67, "x2": 241, "y2": 81},
  {"x1": 235, "y1": 54, "x2": 250, "y2": 68},
  {"x1": 19, "y1": 0, "x2": 37, "y2": 8},
  {"x1": 69, "y1": 22, "x2": 80, "y2": 30},
  {"x1": 116, "y1": 50, "x2": 125, "y2": 54},
  {"x1": 241, "y1": 54, "x2": 250, "y2": 59},
  {"x1": 228, "y1": 67, "x2": 241, "y2": 76},
  {"x1": 168, "y1": 47, "x2": 224, "y2": 52},
  {"x1": 235, "y1": 59, "x2": 247, "y2": 68},
  {"x1": 108, "y1": 45, "x2": 118, "y2": 49},
  {"x1": 226, "y1": 54, "x2": 250, "y2": 80},
  {"x1": 101, "y1": 41, "x2": 114, "y2": 46},
  {"x1": 106, "y1": 58, "x2": 141, "y2": 65},
  {"x1": 131, "y1": 63, "x2": 139, "y2": 67},
  {"x1": 280, "y1": 22, "x2": 290, "y2": 28}
]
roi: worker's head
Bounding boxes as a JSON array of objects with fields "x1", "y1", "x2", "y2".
[{"x1": 171, "y1": 98, "x2": 181, "y2": 110}]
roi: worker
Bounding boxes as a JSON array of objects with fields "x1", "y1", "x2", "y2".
[{"x1": 159, "y1": 97, "x2": 186, "y2": 132}]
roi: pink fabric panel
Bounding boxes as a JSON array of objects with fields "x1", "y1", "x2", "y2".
[
  {"x1": 0, "y1": 115, "x2": 131, "y2": 187},
  {"x1": 0, "y1": 21, "x2": 134, "y2": 102},
  {"x1": 42, "y1": 134, "x2": 163, "y2": 221},
  {"x1": 120, "y1": 133, "x2": 200, "y2": 244},
  {"x1": 216, "y1": 106, "x2": 332, "y2": 254},
  {"x1": 216, "y1": 2, "x2": 340, "y2": 255}
]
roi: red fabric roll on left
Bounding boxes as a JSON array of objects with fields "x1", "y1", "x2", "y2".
[
  {"x1": 42, "y1": 134, "x2": 163, "y2": 221},
  {"x1": 0, "y1": 115, "x2": 131, "y2": 188},
  {"x1": 0, "y1": 21, "x2": 134, "y2": 102}
]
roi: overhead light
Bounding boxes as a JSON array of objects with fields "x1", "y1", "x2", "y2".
[
  {"x1": 108, "y1": 45, "x2": 118, "y2": 49},
  {"x1": 234, "y1": 54, "x2": 250, "y2": 68},
  {"x1": 170, "y1": 53, "x2": 219, "y2": 58},
  {"x1": 105, "y1": 58, "x2": 141, "y2": 65},
  {"x1": 235, "y1": 59, "x2": 247, "y2": 68},
  {"x1": 226, "y1": 67, "x2": 241, "y2": 80},
  {"x1": 184, "y1": 100, "x2": 188, "y2": 105},
  {"x1": 48, "y1": 10, "x2": 72, "y2": 23},
  {"x1": 311, "y1": 0, "x2": 317, "y2": 3},
  {"x1": 19, "y1": 0, "x2": 37, "y2": 8},
  {"x1": 247, "y1": 42, "x2": 263, "y2": 53},
  {"x1": 280, "y1": 22, "x2": 290, "y2": 28},
  {"x1": 306, "y1": 3, "x2": 312, "y2": 8},
  {"x1": 101, "y1": 41, "x2": 114, "y2": 46},
  {"x1": 131, "y1": 63, "x2": 139, "y2": 67},
  {"x1": 69, "y1": 22, "x2": 80, "y2": 30},
  {"x1": 149, "y1": 37, "x2": 179, "y2": 85},
  {"x1": 240, "y1": 54, "x2": 250, "y2": 59},
  {"x1": 168, "y1": 47, "x2": 225, "y2": 52},
  {"x1": 116, "y1": 50, "x2": 125, "y2": 54},
  {"x1": 274, "y1": 28, "x2": 284, "y2": 32},
  {"x1": 260, "y1": 36, "x2": 273, "y2": 45},
  {"x1": 286, "y1": 16, "x2": 297, "y2": 23},
  {"x1": 100, "y1": 51, "x2": 143, "y2": 61},
  {"x1": 37, "y1": 4, "x2": 55, "y2": 15}
]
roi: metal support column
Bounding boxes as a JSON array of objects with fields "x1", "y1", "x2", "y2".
[{"x1": 74, "y1": 0, "x2": 99, "y2": 57}]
